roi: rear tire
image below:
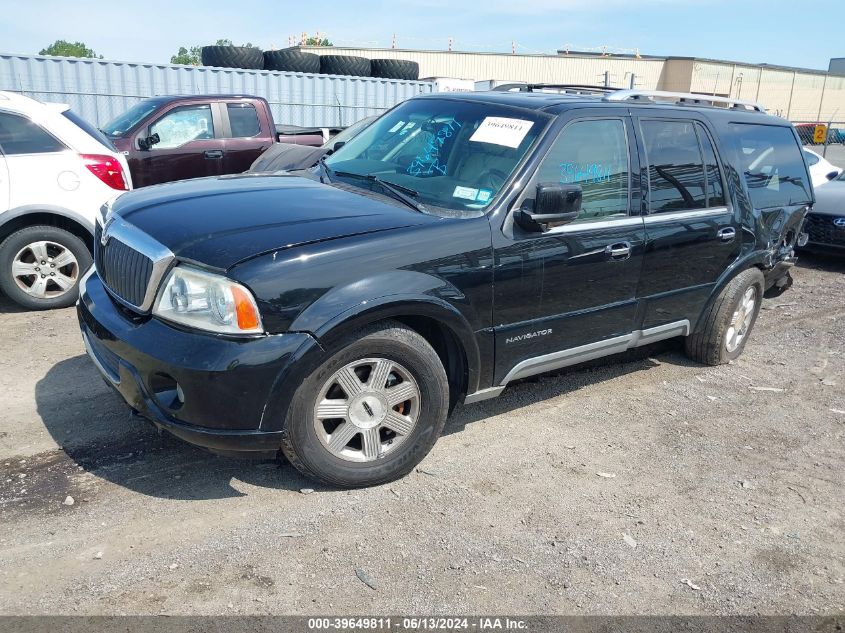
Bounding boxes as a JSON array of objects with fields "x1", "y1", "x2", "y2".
[
  {"x1": 280, "y1": 321, "x2": 449, "y2": 488},
  {"x1": 685, "y1": 268, "x2": 765, "y2": 365},
  {"x1": 200, "y1": 46, "x2": 264, "y2": 70},
  {"x1": 0, "y1": 225, "x2": 92, "y2": 310}
]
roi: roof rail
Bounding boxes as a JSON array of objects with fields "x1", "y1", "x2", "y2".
[
  {"x1": 604, "y1": 89, "x2": 766, "y2": 112},
  {"x1": 492, "y1": 83, "x2": 614, "y2": 95}
]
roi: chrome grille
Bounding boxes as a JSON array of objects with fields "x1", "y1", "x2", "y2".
[{"x1": 94, "y1": 218, "x2": 173, "y2": 312}]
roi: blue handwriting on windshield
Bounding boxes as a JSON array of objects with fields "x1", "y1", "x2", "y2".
[{"x1": 406, "y1": 119, "x2": 462, "y2": 177}]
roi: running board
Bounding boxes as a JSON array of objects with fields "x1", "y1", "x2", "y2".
[{"x1": 463, "y1": 320, "x2": 689, "y2": 404}]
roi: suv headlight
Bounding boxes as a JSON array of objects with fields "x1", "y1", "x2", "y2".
[{"x1": 152, "y1": 266, "x2": 263, "y2": 335}]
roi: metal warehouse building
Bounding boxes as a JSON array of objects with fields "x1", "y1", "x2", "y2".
[{"x1": 298, "y1": 46, "x2": 845, "y2": 122}]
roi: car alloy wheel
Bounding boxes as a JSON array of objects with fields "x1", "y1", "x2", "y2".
[
  {"x1": 313, "y1": 357, "x2": 420, "y2": 462},
  {"x1": 725, "y1": 286, "x2": 757, "y2": 353},
  {"x1": 12, "y1": 240, "x2": 79, "y2": 299}
]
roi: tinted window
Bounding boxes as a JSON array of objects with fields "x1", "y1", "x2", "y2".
[
  {"x1": 62, "y1": 110, "x2": 115, "y2": 151},
  {"x1": 326, "y1": 99, "x2": 548, "y2": 212},
  {"x1": 641, "y1": 120, "x2": 706, "y2": 213},
  {"x1": 535, "y1": 119, "x2": 629, "y2": 221},
  {"x1": 0, "y1": 112, "x2": 66, "y2": 155},
  {"x1": 730, "y1": 123, "x2": 811, "y2": 208},
  {"x1": 227, "y1": 103, "x2": 260, "y2": 138},
  {"x1": 101, "y1": 99, "x2": 163, "y2": 137},
  {"x1": 150, "y1": 105, "x2": 215, "y2": 149},
  {"x1": 803, "y1": 150, "x2": 819, "y2": 166},
  {"x1": 696, "y1": 123, "x2": 726, "y2": 207}
]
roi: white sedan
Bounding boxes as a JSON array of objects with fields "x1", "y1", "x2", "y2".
[
  {"x1": 0, "y1": 92, "x2": 132, "y2": 310},
  {"x1": 804, "y1": 148, "x2": 842, "y2": 188}
]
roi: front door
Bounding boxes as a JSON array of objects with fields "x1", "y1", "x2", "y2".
[
  {"x1": 131, "y1": 103, "x2": 225, "y2": 187},
  {"x1": 631, "y1": 116, "x2": 742, "y2": 329},
  {"x1": 492, "y1": 111, "x2": 645, "y2": 385}
]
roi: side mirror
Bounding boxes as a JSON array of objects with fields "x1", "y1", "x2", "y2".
[
  {"x1": 515, "y1": 183, "x2": 582, "y2": 232},
  {"x1": 138, "y1": 133, "x2": 160, "y2": 151},
  {"x1": 333, "y1": 140, "x2": 346, "y2": 152}
]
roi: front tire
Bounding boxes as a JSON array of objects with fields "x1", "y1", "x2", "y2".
[
  {"x1": 0, "y1": 225, "x2": 92, "y2": 310},
  {"x1": 280, "y1": 321, "x2": 449, "y2": 488},
  {"x1": 685, "y1": 267, "x2": 765, "y2": 365}
]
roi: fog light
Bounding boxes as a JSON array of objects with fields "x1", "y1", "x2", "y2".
[
  {"x1": 797, "y1": 232, "x2": 809, "y2": 247},
  {"x1": 149, "y1": 372, "x2": 184, "y2": 411}
]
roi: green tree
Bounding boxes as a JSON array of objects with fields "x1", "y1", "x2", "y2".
[
  {"x1": 171, "y1": 45, "x2": 202, "y2": 65},
  {"x1": 305, "y1": 37, "x2": 333, "y2": 46},
  {"x1": 39, "y1": 40, "x2": 103, "y2": 59}
]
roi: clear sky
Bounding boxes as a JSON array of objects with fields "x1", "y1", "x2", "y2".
[{"x1": 0, "y1": 0, "x2": 839, "y2": 71}]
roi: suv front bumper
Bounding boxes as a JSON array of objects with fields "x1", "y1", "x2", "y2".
[{"x1": 77, "y1": 270, "x2": 315, "y2": 454}]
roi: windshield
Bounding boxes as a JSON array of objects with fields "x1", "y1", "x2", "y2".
[
  {"x1": 101, "y1": 100, "x2": 163, "y2": 137},
  {"x1": 324, "y1": 98, "x2": 549, "y2": 212},
  {"x1": 322, "y1": 116, "x2": 376, "y2": 149}
]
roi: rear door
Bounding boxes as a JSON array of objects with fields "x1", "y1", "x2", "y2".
[
  {"x1": 135, "y1": 102, "x2": 225, "y2": 186},
  {"x1": 632, "y1": 115, "x2": 741, "y2": 329},
  {"x1": 220, "y1": 101, "x2": 273, "y2": 175}
]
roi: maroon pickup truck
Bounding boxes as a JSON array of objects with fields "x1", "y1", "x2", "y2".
[{"x1": 100, "y1": 95, "x2": 339, "y2": 187}]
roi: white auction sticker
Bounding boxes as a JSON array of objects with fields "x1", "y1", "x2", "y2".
[
  {"x1": 453, "y1": 185, "x2": 479, "y2": 200},
  {"x1": 469, "y1": 117, "x2": 534, "y2": 148}
]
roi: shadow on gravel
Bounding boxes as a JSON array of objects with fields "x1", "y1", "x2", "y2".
[
  {"x1": 795, "y1": 250, "x2": 845, "y2": 273},
  {"x1": 31, "y1": 340, "x2": 694, "y2": 502},
  {"x1": 445, "y1": 339, "x2": 693, "y2": 434},
  {"x1": 33, "y1": 355, "x2": 314, "y2": 503}
]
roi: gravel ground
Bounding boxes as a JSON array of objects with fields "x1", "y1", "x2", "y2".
[{"x1": 0, "y1": 254, "x2": 843, "y2": 615}]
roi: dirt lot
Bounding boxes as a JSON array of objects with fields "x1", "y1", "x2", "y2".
[{"x1": 0, "y1": 255, "x2": 843, "y2": 616}]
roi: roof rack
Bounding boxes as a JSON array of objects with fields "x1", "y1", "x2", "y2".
[
  {"x1": 492, "y1": 83, "x2": 614, "y2": 95},
  {"x1": 603, "y1": 89, "x2": 766, "y2": 112}
]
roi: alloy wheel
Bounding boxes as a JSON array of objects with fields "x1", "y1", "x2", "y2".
[{"x1": 313, "y1": 357, "x2": 420, "y2": 462}]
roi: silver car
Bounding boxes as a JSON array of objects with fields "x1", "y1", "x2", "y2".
[{"x1": 803, "y1": 171, "x2": 845, "y2": 253}]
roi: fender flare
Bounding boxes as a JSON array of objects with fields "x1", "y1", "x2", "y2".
[
  {"x1": 0, "y1": 204, "x2": 96, "y2": 238},
  {"x1": 692, "y1": 251, "x2": 768, "y2": 332},
  {"x1": 259, "y1": 272, "x2": 485, "y2": 431}
]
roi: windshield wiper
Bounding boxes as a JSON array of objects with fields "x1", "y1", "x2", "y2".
[
  {"x1": 332, "y1": 170, "x2": 427, "y2": 213},
  {"x1": 317, "y1": 155, "x2": 334, "y2": 183}
]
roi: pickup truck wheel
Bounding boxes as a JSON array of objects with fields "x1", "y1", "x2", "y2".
[
  {"x1": 280, "y1": 321, "x2": 449, "y2": 488},
  {"x1": 685, "y1": 267, "x2": 765, "y2": 365},
  {"x1": 0, "y1": 226, "x2": 92, "y2": 310}
]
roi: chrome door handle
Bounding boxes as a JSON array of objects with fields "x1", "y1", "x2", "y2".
[
  {"x1": 717, "y1": 227, "x2": 736, "y2": 242},
  {"x1": 605, "y1": 242, "x2": 631, "y2": 260}
]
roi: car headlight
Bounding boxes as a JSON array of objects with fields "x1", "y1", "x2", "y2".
[{"x1": 152, "y1": 266, "x2": 263, "y2": 335}]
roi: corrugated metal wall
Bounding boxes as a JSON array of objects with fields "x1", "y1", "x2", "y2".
[{"x1": 0, "y1": 53, "x2": 433, "y2": 127}]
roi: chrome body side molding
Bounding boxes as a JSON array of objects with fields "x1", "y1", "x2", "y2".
[{"x1": 463, "y1": 320, "x2": 690, "y2": 404}]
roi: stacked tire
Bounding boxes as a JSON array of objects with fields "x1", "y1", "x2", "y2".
[
  {"x1": 370, "y1": 59, "x2": 419, "y2": 80},
  {"x1": 263, "y1": 49, "x2": 320, "y2": 73},
  {"x1": 201, "y1": 46, "x2": 264, "y2": 70},
  {"x1": 199, "y1": 45, "x2": 420, "y2": 81},
  {"x1": 319, "y1": 55, "x2": 372, "y2": 78}
]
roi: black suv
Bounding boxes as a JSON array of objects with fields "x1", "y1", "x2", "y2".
[{"x1": 78, "y1": 87, "x2": 812, "y2": 487}]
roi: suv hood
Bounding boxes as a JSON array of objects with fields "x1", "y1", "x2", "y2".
[{"x1": 110, "y1": 174, "x2": 432, "y2": 269}]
